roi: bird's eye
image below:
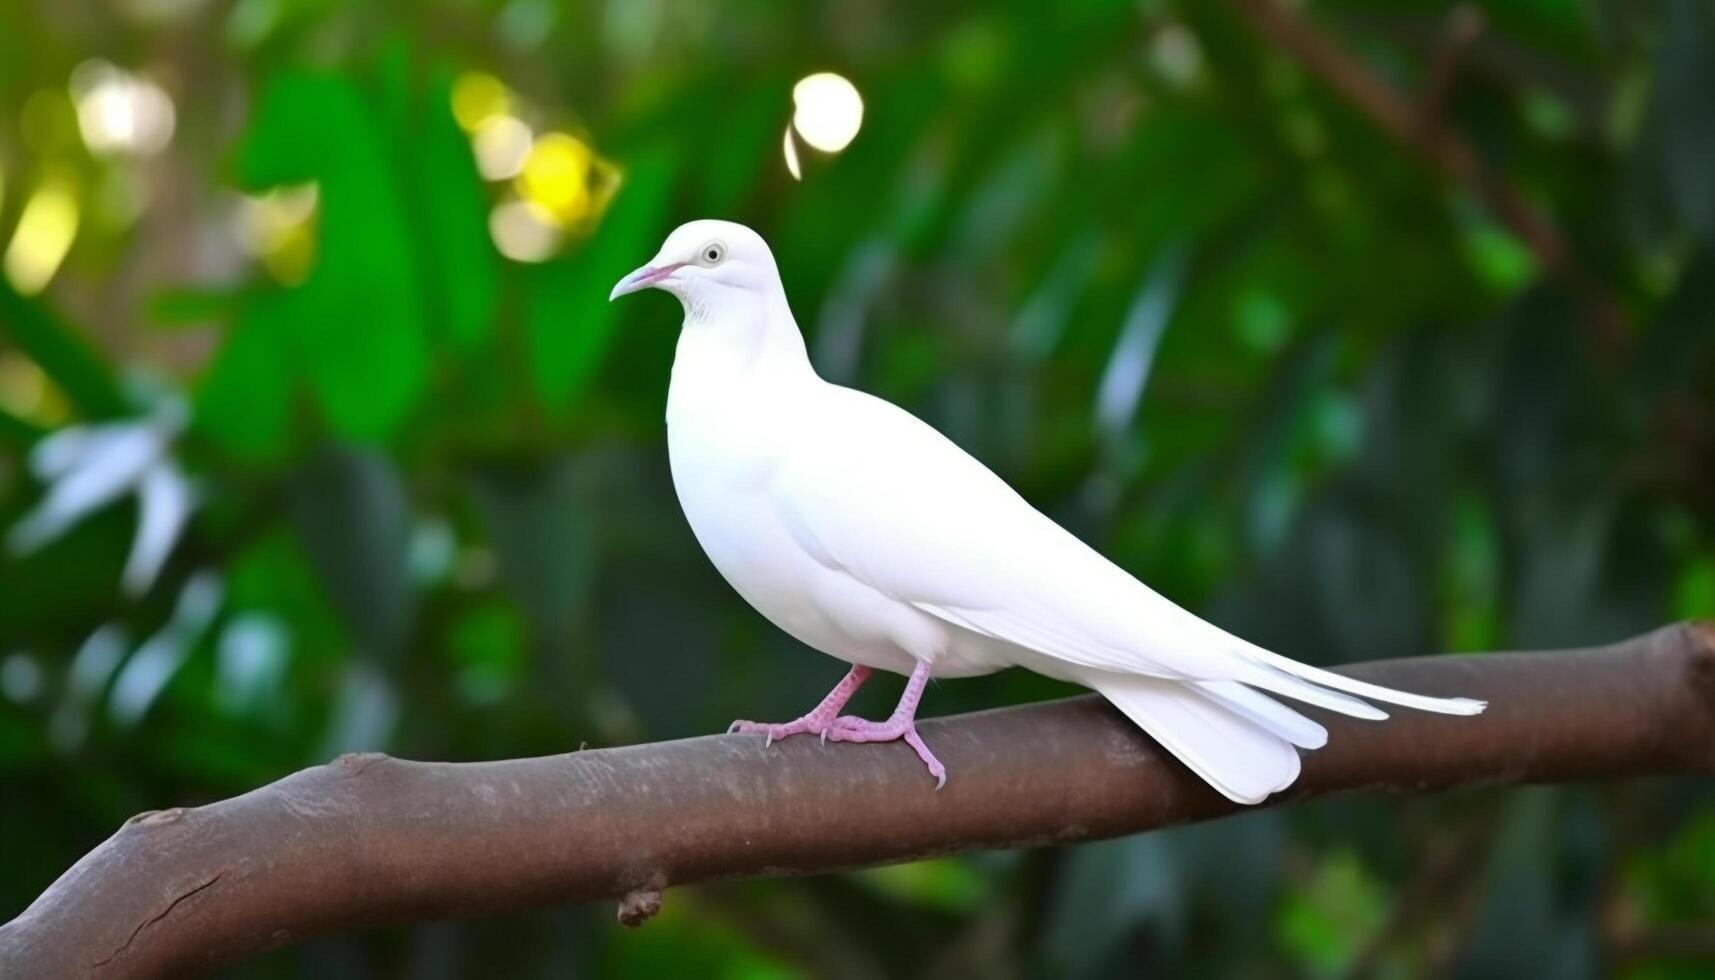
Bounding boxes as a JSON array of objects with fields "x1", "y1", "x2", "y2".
[{"x1": 701, "y1": 242, "x2": 727, "y2": 265}]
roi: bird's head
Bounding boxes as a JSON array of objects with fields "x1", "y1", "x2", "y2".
[{"x1": 610, "y1": 219, "x2": 782, "y2": 306}]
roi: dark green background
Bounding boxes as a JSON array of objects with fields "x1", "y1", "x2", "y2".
[{"x1": 2, "y1": 0, "x2": 1713, "y2": 976}]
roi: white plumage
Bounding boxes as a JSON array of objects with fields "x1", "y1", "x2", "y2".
[{"x1": 611, "y1": 220, "x2": 1484, "y2": 804}]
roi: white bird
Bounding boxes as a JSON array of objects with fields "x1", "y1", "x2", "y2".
[{"x1": 611, "y1": 219, "x2": 1485, "y2": 803}]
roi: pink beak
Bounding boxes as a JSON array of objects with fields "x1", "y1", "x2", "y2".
[{"x1": 609, "y1": 262, "x2": 685, "y2": 301}]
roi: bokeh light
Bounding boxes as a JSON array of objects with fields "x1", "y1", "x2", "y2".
[
  {"x1": 516, "y1": 132, "x2": 592, "y2": 222},
  {"x1": 1149, "y1": 25, "x2": 1203, "y2": 88},
  {"x1": 782, "y1": 124, "x2": 802, "y2": 181},
  {"x1": 233, "y1": 183, "x2": 319, "y2": 285},
  {"x1": 0, "y1": 351, "x2": 69, "y2": 427},
  {"x1": 791, "y1": 72, "x2": 864, "y2": 153},
  {"x1": 69, "y1": 60, "x2": 175, "y2": 157},
  {"x1": 488, "y1": 197, "x2": 560, "y2": 262},
  {"x1": 451, "y1": 71, "x2": 511, "y2": 133},
  {"x1": 473, "y1": 115, "x2": 533, "y2": 181},
  {"x1": 4, "y1": 181, "x2": 80, "y2": 295}
]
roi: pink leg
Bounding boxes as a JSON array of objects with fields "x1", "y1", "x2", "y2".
[
  {"x1": 728, "y1": 665, "x2": 872, "y2": 745},
  {"x1": 826, "y1": 659, "x2": 946, "y2": 789}
]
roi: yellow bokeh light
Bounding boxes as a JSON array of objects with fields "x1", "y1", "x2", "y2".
[
  {"x1": 451, "y1": 72, "x2": 511, "y2": 133},
  {"x1": 233, "y1": 183, "x2": 319, "y2": 285},
  {"x1": 4, "y1": 181, "x2": 80, "y2": 295},
  {"x1": 791, "y1": 72, "x2": 864, "y2": 153},
  {"x1": 0, "y1": 352, "x2": 69, "y2": 428},
  {"x1": 516, "y1": 132, "x2": 592, "y2": 223}
]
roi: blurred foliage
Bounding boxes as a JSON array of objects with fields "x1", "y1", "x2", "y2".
[{"x1": 2, "y1": 0, "x2": 1714, "y2": 976}]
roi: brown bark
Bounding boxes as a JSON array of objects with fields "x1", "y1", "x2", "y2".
[{"x1": 3, "y1": 623, "x2": 1713, "y2": 979}]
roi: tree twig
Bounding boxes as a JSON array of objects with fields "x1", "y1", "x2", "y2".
[
  {"x1": 1227, "y1": 0, "x2": 1562, "y2": 267},
  {"x1": 2, "y1": 623, "x2": 1713, "y2": 979},
  {"x1": 1225, "y1": 0, "x2": 1630, "y2": 349},
  {"x1": 1420, "y1": 6, "x2": 1488, "y2": 128}
]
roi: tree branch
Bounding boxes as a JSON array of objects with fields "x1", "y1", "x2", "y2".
[
  {"x1": 1225, "y1": 0, "x2": 1630, "y2": 350},
  {"x1": 4, "y1": 623, "x2": 1713, "y2": 979}
]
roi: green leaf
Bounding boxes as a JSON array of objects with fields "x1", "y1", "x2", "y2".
[
  {"x1": 695, "y1": 79, "x2": 787, "y2": 215},
  {"x1": 0, "y1": 404, "x2": 45, "y2": 450},
  {"x1": 1044, "y1": 833, "x2": 1183, "y2": 974},
  {"x1": 1643, "y1": 0, "x2": 1715, "y2": 239},
  {"x1": 467, "y1": 459, "x2": 593, "y2": 651},
  {"x1": 599, "y1": 900, "x2": 800, "y2": 980},
  {"x1": 240, "y1": 72, "x2": 429, "y2": 442},
  {"x1": 1675, "y1": 554, "x2": 1715, "y2": 620},
  {"x1": 227, "y1": 527, "x2": 350, "y2": 668},
  {"x1": 416, "y1": 72, "x2": 498, "y2": 351},
  {"x1": 0, "y1": 275, "x2": 127, "y2": 419},
  {"x1": 193, "y1": 290, "x2": 295, "y2": 463},
  {"x1": 525, "y1": 143, "x2": 679, "y2": 411},
  {"x1": 285, "y1": 445, "x2": 415, "y2": 659},
  {"x1": 850, "y1": 858, "x2": 986, "y2": 913},
  {"x1": 1273, "y1": 850, "x2": 1390, "y2": 978},
  {"x1": 444, "y1": 600, "x2": 527, "y2": 705},
  {"x1": 145, "y1": 287, "x2": 241, "y2": 328}
]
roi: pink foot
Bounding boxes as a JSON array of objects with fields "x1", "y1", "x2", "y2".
[
  {"x1": 726, "y1": 665, "x2": 872, "y2": 748},
  {"x1": 826, "y1": 715, "x2": 947, "y2": 789},
  {"x1": 727, "y1": 715, "x2": 826, "y2": 746}
]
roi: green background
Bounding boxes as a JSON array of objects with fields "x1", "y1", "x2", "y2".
[{"x1": 2, "y1": 0, "x2": 1713, "y2": 976}]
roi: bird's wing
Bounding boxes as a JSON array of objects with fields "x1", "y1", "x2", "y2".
[
  {"x1": 771, "y1": 383, "x2": 1485, "y2": 720},
  {"x1": 771, "y1": 384, "x2": 1260, "y2": 684}
]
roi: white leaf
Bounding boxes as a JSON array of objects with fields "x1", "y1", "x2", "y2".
[
  {"x1": 8, "y1": 422, "x2": 164, "y2": 556},
  {"x1": 122, "y1": 462, "x2": 198, "y2": 596}
]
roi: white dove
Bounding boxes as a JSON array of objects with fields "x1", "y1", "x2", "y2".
[{"x1": 610, "y1": 219, "x2": 1485, "y2": 803}]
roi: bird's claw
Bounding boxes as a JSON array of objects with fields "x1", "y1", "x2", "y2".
[
  {"x1": 825, "y1": 715, "x2": 947, "y2": 788},
  {"x1": 727, "y1": 711, "x2": 947, "y2": 787},
  {"x1": 726, "y1": 716, "x2": 827, "y2": 746}
]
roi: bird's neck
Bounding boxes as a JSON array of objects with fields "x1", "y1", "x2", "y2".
[{"x1": 675, "y1": 286, "x2": 815, "y2": 383}]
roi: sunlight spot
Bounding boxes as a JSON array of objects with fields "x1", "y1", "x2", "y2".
[
  {"x1": 473, "y1": 114, "x2": 533, "y2": 181},
  {"x1": 791, "y1": 72, "x2": 863, "y2": 153},
  {"x1": 517, "y1": 131, "x2": 592, "y2": 222},
  {"x1": 782, "y1": 123, "x2": 802, "y2": 181},
  {"x1": 233, "y1": 183, "x2": 319, "y2": 285},
  {"x1": 69, "y1": 60, "x2": 176, "y2": 157},
  {"x1": 489, "y1": 197, "x2": 561, "y2": 262},
  {"x1": 451, "y1": 71, "x2": 512, "y2": 133},
  {"x1": 4, "y1": 181, "x2": 80, "y2": 295}
]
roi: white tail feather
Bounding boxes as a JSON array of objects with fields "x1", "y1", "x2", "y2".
[
  {"x1": 1232, "y1": 663, "x2": 1390, "y2": 721},
  {"x1": 1232, "y1": 639, "x2": 1487, "y2": 716},
  {"x1": 1090, "y1": 672, "x2": 1302, "y2": 805},
  {"x1": 1196, "y1": 680, "x2": 1328, "y2": 749}
]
